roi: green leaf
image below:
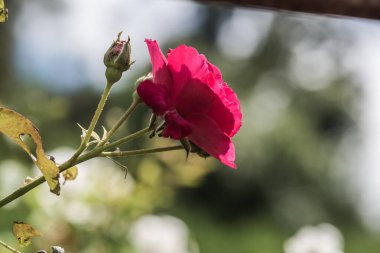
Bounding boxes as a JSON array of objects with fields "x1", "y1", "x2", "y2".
[{"x1": 0, "y1": 107, "x2": 60, "y2": 195}]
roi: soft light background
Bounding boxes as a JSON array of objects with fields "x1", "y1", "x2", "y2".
[{"x1": 1, "y1": 0, "x2": 380, "y2": 252}]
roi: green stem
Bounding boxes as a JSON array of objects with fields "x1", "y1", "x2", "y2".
[
  {"x1": 101, "y1": 145, "x2": 184, "y2": 157},
  {"x1": 100, "y1": 127, "x2": 150, "y2": 151},
  {"x1": 71, "y1": 127, "x2": 151, "y2": 165},
  {"x1": 0, "y1": 127, "x2": 150, "y2": 208},
  {"x1": 97, "y1": 100, "x2": 139, "y2": 147},
  {"x1": 68, "y1": 82, "x2": 113, "y2": 164},
  {"x1": 0, "y1": 240, "x2": 22, "y2": 253}
]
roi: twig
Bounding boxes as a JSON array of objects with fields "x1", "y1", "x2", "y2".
[
  {"x1": 100, "y1": 145, "x2": 184, "y2": 157},
  {"x1": 68, "y1": 82, "x2": 113, "y2": 164},
  {"x1": 0, "y1": 240, "x2": 22, "y2": 253},
  {"x1": 97, "y1": 100, "x2": 140, "y2": 146}
]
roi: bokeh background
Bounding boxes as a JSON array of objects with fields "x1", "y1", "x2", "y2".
[{"x1": 1, "y1": 0, "x2": 380, "y2": 252}]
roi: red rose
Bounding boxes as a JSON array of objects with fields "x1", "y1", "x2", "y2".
[{"x1": 137, "y1": 39, "x2": 242, "y2": 168}]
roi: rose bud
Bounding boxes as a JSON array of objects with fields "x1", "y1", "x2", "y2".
[{"x1": 104, "y1": 32, "x2": 132, "y2": 85}]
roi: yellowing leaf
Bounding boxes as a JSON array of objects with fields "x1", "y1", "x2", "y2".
[
  {"x1": 62, "y1": 166, "x2": 78, "y2": 183},
  {"x1": 0, "y1": 0, "x2": 8, "y2": 23},
  {"x1": 12, "y1": 221, "x2": 41, "y2": 247},
  {"x1": 0, "y1": 107, "x2": 60, "y2": 194}
]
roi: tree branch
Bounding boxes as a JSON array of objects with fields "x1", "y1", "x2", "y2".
[{"x1": 194, "y1": 0, "x2": 380, "y2": 20}]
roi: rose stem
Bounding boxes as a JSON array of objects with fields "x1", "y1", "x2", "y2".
[
  {"x1": 68, "y1": 81, "x2": 113, "y2": 164},
  {"x1": 97, "y1": 100, "x2": 140, "y2": 147},
  {"x1": 100, "y1": 145, "x2": 184, "y2": 157},
  {"x1": 0, "y1": 127, "x2": 150, "y2": 208}
]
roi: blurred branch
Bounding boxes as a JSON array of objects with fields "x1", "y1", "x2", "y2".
[
  {"x1": 0, "y1": 240, "x2": 21, "y2": 253},
  {"x1": 194, "y1": 0, "x2": 380, "y2": 20}
]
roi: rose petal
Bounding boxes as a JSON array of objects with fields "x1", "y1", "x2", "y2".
[
  {"x1": 207, "y1": 62, "x2": 223, "y2": 84},
  {"x1": 168, "y1": 45, "x2": 241, "y2": 137},
  {"x1": 221, "y1": 83, "x2": 242, "y2": 136},
  {"x1": 174, "y1": 78, "x2": 241, "y2": 137},
  {"x1": 206, "y1": 81, "x2": 242, "y2": 137},
  {"x1": 145, "y1": 39, "x2": 172, "y2": 88},
  {"x1": 204, "y1": 62, "x2": 242, "y2": 137},
  {"x1": 167, "y1": 45, "x2": 209, "y2": 98},
  {"x1": 137, "y1": 80, "x2": 172, "y2": 115},
  {"x1": 162, "y1": 111, "x2": 192, "y2": 140},
  {"x1": 187, "y1": 114, "x2": 236, "y2": 169},
  {"x1": 175, "y1": 79, "x2": 215, "y2": 116}
]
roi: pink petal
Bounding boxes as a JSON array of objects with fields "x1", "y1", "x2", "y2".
[
  {"x1": 221, "y1": 83, "x2": 242, "y2": 136},
  {"x1": 174, "y1": 78, "x2": 241, "y2": 138},
  {"x1": 187, "y1": 114, "x2": 236, "y2": 169},
  {"x1": 176, "y1": 70, "x2": 241, "y2": 137},
  {"x1": 175, "y1": 79, "x2": 215, "y2": 117},
  {"x1": 145, "y1": 39, "x2": 172, "y2": 88},
  {"x1": 162, "y1": 111, "x2": 192, "y2": 140},
  {"x1": 205, "y1": 62, "x2": 242, "y2": 137},
  {"x1": 137, "y1": 80, "x2": 172, "y2": 115},
  {"x1": 167, "y1": 45, "x2": 209, "y2": 98},
  {"x1": 206, "y1": 81, "x2": 242, "y2": 137},
  {"x1": 207, "y1": 62, "x2": 223, "y2": 83},
  {"x1": 167, "y1": 45, "x2": 242, "y2": 137}
]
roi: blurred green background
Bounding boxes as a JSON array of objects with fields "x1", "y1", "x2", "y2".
[{"x1": 1, "y1": 0, "x2": 380, "y2": 252}]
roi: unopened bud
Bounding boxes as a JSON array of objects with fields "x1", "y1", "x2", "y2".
[
  {"x1": 132, "y1": 72, "x2": 153, "y2": 103},
  {"x1": 104, "y1": 32, "x2": 132, "y2": 85}
]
